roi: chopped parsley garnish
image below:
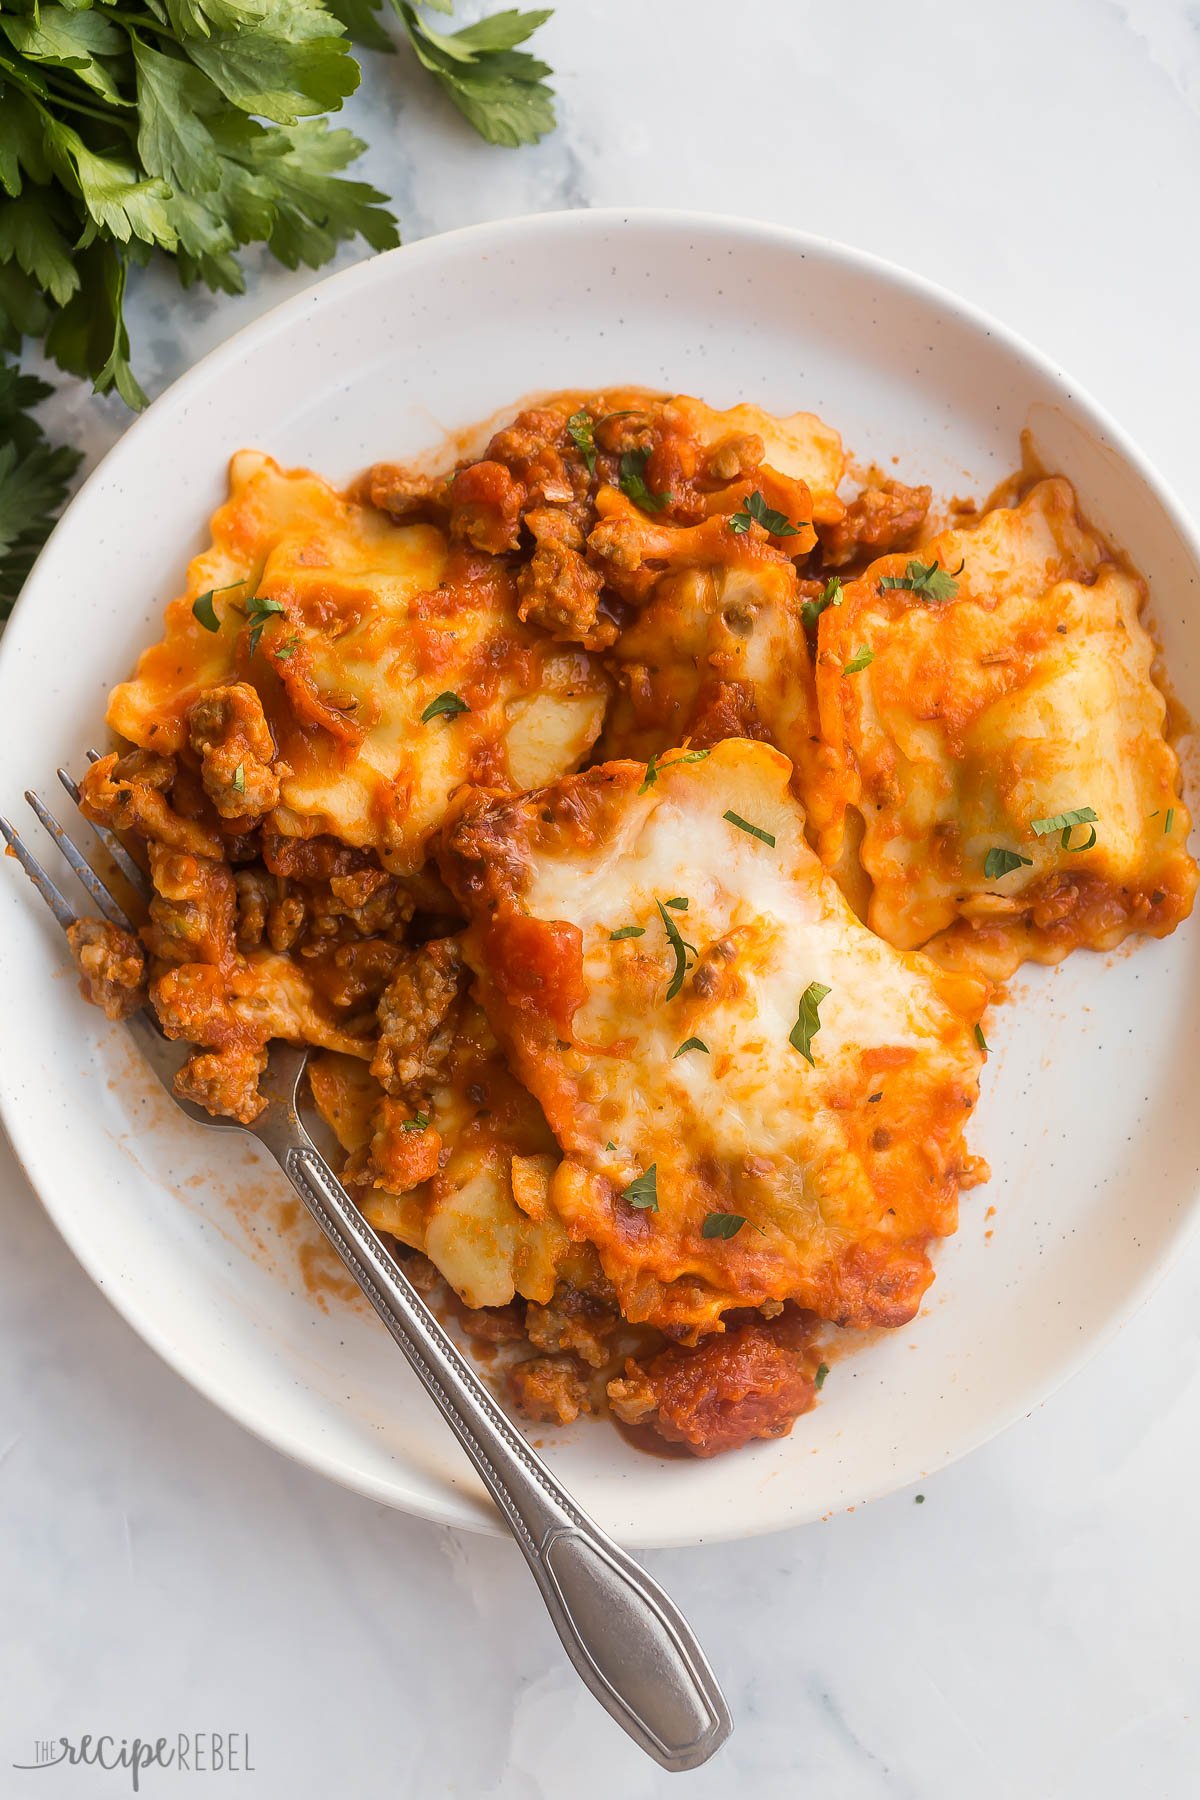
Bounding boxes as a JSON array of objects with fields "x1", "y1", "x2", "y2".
[
  {"x1": 1165, "y1": 807, "x2": 1176, "y2": 835},
  {"x1": 275, "y1": 636, "x2": 299, "y2": 661},
  {"x1": 789, "y1": 981, "x2": 831, "y2": 1066},
  {"x1": 800, "y1": 575, "x2": 843, "y2": 630},
  {"x1": 605, "y1": 1141, "x2": 617, "y2": 1151},
  {"x1": 567, "y1": 409, "x2": 597, "y2": 475},
  {"x1": 701, "y1": 1212, "x2": 748, "y2": 1239},
  {"x1": 842, "y1": 647, "x2": 875, "y2": 675},
  {"x1": 232, "y1": 763, "x2": 245, "y2": 796},
  {"x1": 1030, "y1": 806, "x2": 1098, "y2": 851},
  {"x1": 723, "y1": 810, "x2": 776, "y2": 847},
  {"x1": 879, "y1": 557, "x2": 964, "y2": 602},
  {"x1": 192, "y1": 583, "x2": 241, "y2": 633},
  {"x1": 674, "y1": 1037, "x2": 709, "y2": 1058},
  {"x1": 245, "y1": 594, "x2": 286, "y2": 656},
  {"x1": 728, "y1": 490, "x2": 807, "y2": 537},
  {"x1": 622, "y1": 1165, "x2": 658, "y2": 1211},
  {"x1": 814, "y1": 1362, "x2": 829, "y2": 1390},
  {"x1": 984, "y1": 847, "x2": 1033, "y2": 881},
  {"x1": 915, "y1": 1493, "x2": 926, "y2": 1505},
  {"x1": 420, "y1": 690, "x2": 471, "y2": 724},
  {"x1": 638, "y1": 748, "x2": 710, "y2": 794},
  {"x1": 656, "y1": 899, "x2": 697, "y2": 1001},
  {"x1": 619, "y1": 447, "x2": 671, "y2": 513},
  {"x1": 402, "y1": 1112, "x2": 430, "y2": 1132},
  {"x1": 610, "y1": 925, "x2": 645, "y2": 941},
  {"x1": 975, "y1": 1023, "x2": 989, "y2": 1054},
  {"x1": 665, "y1": 896, "x2": 689, "y2": 911}
]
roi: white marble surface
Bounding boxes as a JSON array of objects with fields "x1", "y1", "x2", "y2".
[{"x1": 6, "y1": 1, "x2": 1200, "y2": 1793}]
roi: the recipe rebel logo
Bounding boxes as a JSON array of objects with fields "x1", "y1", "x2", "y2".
[{"x1": 13, "y1": 1734, "x2": 255, "y2": 1790}]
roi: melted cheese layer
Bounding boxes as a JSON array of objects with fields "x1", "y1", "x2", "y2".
[{"x1": 443, "y1": 738, "x2": 988, "y2": 1336}]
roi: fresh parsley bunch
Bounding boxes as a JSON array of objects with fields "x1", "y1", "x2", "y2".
[{"x1": 0, "y1": 0, "x2": 555, "y2": 613}]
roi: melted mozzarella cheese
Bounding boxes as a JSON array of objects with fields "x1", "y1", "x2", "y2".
[{"x1": 444, "y1": 738, "x2": 987, "y2": 1337}]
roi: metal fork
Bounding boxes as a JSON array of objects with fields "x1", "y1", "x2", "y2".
[{"x1": 2, "y1": 767, "x2": 733, "y2": 1774}]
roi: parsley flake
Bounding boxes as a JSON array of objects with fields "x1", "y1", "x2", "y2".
[
  {"x1": 665, "y1": 896, "x2": 689, "y2": 911},
  {"x1": 915, "y1": 1493, "x2": 926, "y2": 1505},
  {"x1": 800, "y1": 575, "x2": 843, "y2": 630},
  {"x1": 656, "y1": 899, "x2": 697, "y2": 1001},
  {"x1": 610, "y1": 925, "x2": 645, "y2": 941},
  {"x1": 1165, "y1": 807, "x2": 1176, "y2": 835},
  {"x1": 789, "y1": 981, "x2": 831, "y2": 1066},
  {"x1": 402, "y1": 1112, "x2": 430, "y2": 1132},
  {"x1": 638, "y1": 748, "x2": 709, "y2": 794},
  {"x1": 245, "y1": 594, "x2": 286, "y2": 656},
  {"x1": 975, "y1": 1023, "x2": 989, "y2": 1055},
  {"x1": 842, "y1": 647, "x2": 875, "y2": 675},
  {"x1": 984, "y1": 847, "x2": 1033, "y2": 881},
  {"x1": 728, "y1": 490, "x2": 807, "y2": 538},
  {"x1": 619, "y1": 447, "x2": 671, "y2": 513},
  {"x1": 674, "y1": 1037, "x2": 709, "y2": 1058},
  {"x1": 1030, "y1": 806, "x2": 1098, "y2": 851},
  {"x1": 191, "y1": 582, "x2": 242, "y2": 633},
  {"x1": 274, "y1": 636, "x2": 299, "y2": 662},
  {"x1": 701, "y1": 1212, "x2": 748, "y2": 1239},
  {"x1": 622, "y1": 1165, "x2": 658, "y2": 1211},
  {"x1": 878, "y1": 558, "x2": 965, "y2": 602},
  {"x1": 814, "y1": 1362, "x2": 829, "y2": 1390},
  {"x1": 420, "y1": 690, "x2": 471, "y2": 724},
  {"x1": 723, "y1": 810, "x2": 776, "y2": 847},
  {"x1": 567, "y1": 409, "x2": 596, "y2": 475},
  {"x1": 232, "y1": 763, "x2": 245, "y2": 796}
]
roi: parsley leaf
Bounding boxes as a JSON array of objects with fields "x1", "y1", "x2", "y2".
[
  {"x1": 800, "y1": 574, "x2": 842, "y2": 630},
  {"x1": 674, "y1": 1037, "x2": 709, "y2": 1058},
  {"x1": 975, "y1": 1023, "x2": 989, "y2": 1055},
  {"x1": 232, "y1": 761, "x2": 246, "y2": 794},
  {"x1": 723, "y1": 810, "x2": 775, "y2": 847},
  {"x1": 656, "y1": 898, "x2": 696, "y2": 1001},
  {"x1": 191, "y1": 579, "x2": 244, "y2": 632},
  {"x1": 1030, "y1": 806, "x2": 1098, "y2": 851},
  {"x1": 701, "y1": 1212, "x2": 748, "y2": 1239},
  {"x1": 420, "y1": 689, "x2": 470, "y2": 723},
  {"x1": 638, "y1": 748, "x2": 709, "y2": 794},
  {"x1": 789, "y1": 980, "x2": 831, "y2": 1066},
  {"x1": 879, "y1": 558, "x2": 964, "y2": 602},
  {"x1": 983, "y1": 847, "x2": 1033, "y2": 881},
  {"x1": 394, "y1": 4, "x2": 557, "y2": 147},
  {"x1": 622, "y1": 1165, "x2": 658, "y2": 1211},
  {"x1": 610, "y1": 925, "x2": 645, "y2": 941},
  {"x1": 814, "y1": 1362, "x2": 829, "y2": 1390},
  {"x1": 1165, "y1": 807, "x2": 1175, "y2": 835},
  {"x1": 842, "y1": 647, "x2": 875, "y2": 675},
  {"x1": 664, "y1": 896, "x2": 689, "y2": 910},
  {"x1": 567, "y1": 408, "x2": 596, "y2": 475},
  {"x1": 402, "y1": 1111, "x2": 430, "y2": 1131},
  {"x1": 0, "y1": 365, "x2": 81, "y2": 619},
  {"x1": 619, "y1": 446, "x2": 671, "y2": 513},
  {"x1": 245, "y1": 592, "x2": 286, "y2": 655},
  {"x1": 728, "y1": 489, "x2": 807, "y2": 537}
]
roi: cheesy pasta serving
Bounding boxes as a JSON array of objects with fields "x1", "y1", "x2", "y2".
[{"x1": 67, "y1": 390, "x2": 1196, "y2": 1458}]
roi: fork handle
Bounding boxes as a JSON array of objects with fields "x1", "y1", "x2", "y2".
[{"x1": 275, "y1": 1139, "x2": 732, "y2": 1773}]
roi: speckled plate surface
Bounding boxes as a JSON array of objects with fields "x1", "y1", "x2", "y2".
[{"x1": 2, "y1": 209, "x2": 1199, "y2": 1546}]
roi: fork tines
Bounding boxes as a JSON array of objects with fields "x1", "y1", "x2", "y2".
[{"x1": 3, "y1": 748, "x2": 149, "y2": 938}]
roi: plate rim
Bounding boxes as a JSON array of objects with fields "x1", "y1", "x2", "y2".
[{"x1": 4, "y1": 205, "x2": 1200, "y2": 1546}]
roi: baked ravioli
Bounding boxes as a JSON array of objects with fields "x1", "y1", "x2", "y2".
[
  {"x1": 816, "y1": 478, "x2": 1197, "y2": 972},
  {"x1": 443, "y1": 739, "x2": 988, "y2": 1337},
  {"x1": 57, "y1": 390, "x2": 1195, "y2": 1459},
  {"x1": 108, "y1": 451, "x2": 608, "y2": 874}
]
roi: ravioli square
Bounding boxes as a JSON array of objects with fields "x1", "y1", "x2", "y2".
[
  {"x1": 442, "y1": 738, "x2": 988, "y2": 1337},
  {"x1": 815, "y1": 478, "x2": 1197, "y2": 971},
  {"x1": 108, "y1": 451, "x2": 609, "y2": 873}
]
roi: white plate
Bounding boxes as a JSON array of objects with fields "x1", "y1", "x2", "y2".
[{"x1": 3, "y1": 209, "x2": 1199, "y2": 1548}]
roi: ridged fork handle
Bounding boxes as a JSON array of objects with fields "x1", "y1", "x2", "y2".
[{"x1": 274, "y1": 1136, "x2": 732, "y2": 1772}]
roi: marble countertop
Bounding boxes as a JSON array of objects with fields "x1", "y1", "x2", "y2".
[{"x1": 6, "y1": 1, "x2": 1200, "y2": 1794}]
